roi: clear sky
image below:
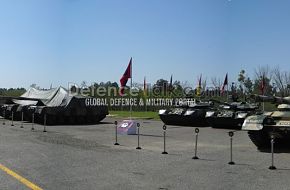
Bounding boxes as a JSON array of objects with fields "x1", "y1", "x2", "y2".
[{"x1": 1, "y1": 0, "x2": 290, "y2": 89}]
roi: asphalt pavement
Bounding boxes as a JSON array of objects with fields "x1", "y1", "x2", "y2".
[{"x1": 0, "y1": 116, "x2": 290, "y2": 190}]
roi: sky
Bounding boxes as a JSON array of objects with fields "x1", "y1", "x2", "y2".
[{"x1": 1, "y1": 0, "x2": 290, "y2": 89}]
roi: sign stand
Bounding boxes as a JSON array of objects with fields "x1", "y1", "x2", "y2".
[
  {"x1": 192, "y1": 128, "x2": 200, "y2": 160},
  {"x1": 228, "y1": 131, "x2": 235, "y2": 165},
  {"x1": 136, "y1": 123, "x2": 142, "y2": 150},
  {"x1": 11, "y1": 111, "x2": 14, "y2": 126},
  {"x1": 162, "y1": 125, "x2": 168, "y2": 154},
  {"x1": 2, "y1": 110, "x2": 5, "y2": 125},
  {"x1": 114, "y1": 121, "x2": 120, "y2": 145},
  {"x1": 20, "y1": 112, "x2": 24, "y2": 128},
  {"x1": 269, "y1": 134, "x2": 277, "y2": 170},
  {"x1": 31, "y1": 113, "x2": 35, "y2": 131},
  {"x1": 43, "y1": 114, "x2": 47, "y2": 132}
]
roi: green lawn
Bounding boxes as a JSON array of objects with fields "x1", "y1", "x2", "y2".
[{"x1": 109, "y1": 111, "x2": 160, "y2": 120}]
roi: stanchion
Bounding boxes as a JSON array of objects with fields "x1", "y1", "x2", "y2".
[
  {"x1": 192, "y1": 128, "x2": 200, "y2": 160},
  {"x1": 228, "y1": 131, "x2": 235, "y2": 165},
  {"x1": 269, "y1": 134, "x2": 277, "y2": 170},
  {"x1": 114, "y1": 121, "x2": 120, "y2": 145},
  {"x1": 136, "y1": 123, "x2": 142, "y2": 150},
  {"x1": 31, "y1": 113, "x2": 35, "y2": 131},
  {"x1": 2, "y1": 110, "x2": 6, "y2": 125},
  {"x1": 43, "y1": 114, "x2": 47, "y2": 132},
  {"x1": 11, "y1": 111, "x2": 14, "y2": 126},
  {"x1": 2, "y1": 110, "x2": 5, "y2": 125},
  {"x1": 20, "y1": 112, "x2": 24, "y2": 128},
  {"x1": 162, "y1": 125, "x2": 168, "y2": 154}
]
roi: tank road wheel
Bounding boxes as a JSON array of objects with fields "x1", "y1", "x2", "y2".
[{"x1": 248, "y1": 130, "x2": 271, "y2": 150}]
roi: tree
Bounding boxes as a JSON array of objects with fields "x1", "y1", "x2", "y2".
[
  {"x1": 253, "y1": 65, "x2": 273, "y2": 95},
  {"x1": 253, "y1": 77, "x2": 272, "y2": 95},
  {"x1": 153, "y1": 79, "x2": 169, "y2": 97},
  {"x1": 272, "y1": 67, "x2": 290, "y2": 96},
  {"x1": 30, "y1": 84, "x2": 40, "y2": 89},
  {"x1": 211, "y1": 77, "x2": 222, "y2": 89},
  {"x1": 237, "y1": 70, "x2": 246, "y2": 94},
  {"x1": 244, "y1": 77, "x2": 253, "y2": 94},
  {"x1": 0, "y1": 88, "x2": 26, "y2": 97}
]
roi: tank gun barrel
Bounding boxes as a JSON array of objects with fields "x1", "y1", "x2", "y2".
[
  {"x1": 250, "y1": 94, "x2": 290, "y2": 104},
  {"x1": 209, "y1": 99, "x2": 231, "y2": 106}
]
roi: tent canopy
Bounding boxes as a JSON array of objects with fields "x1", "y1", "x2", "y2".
[{"x1": 13, "y1": 87, "x2": 72, "y2": 107}]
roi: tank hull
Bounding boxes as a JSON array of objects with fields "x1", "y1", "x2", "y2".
[
  {"x1": 207, "y1": 117, "x2": 244, "y2": 129},
  {"x1": 159, "y1": 102, "x2": 213, "y2": 127},
  {"x1": 159, "y1": 114, "x2": 209, "y2": 127}
]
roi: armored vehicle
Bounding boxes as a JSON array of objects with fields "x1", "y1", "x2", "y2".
[
  {"x1": 159, "y1": 100, "x2": 214, "y2": 127},
  {"x1": 242, "y1": 95, "x2": 290, "y2": 149},
  {"x1": 0, "y1": 87, "x2": 108, "y2": 125},
  {"x1": 206, "y1": 101, "x2": 259, "y2": 129}
]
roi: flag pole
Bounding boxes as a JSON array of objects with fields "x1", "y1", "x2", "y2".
[
  {"x1": 130, "y1": 58, "x2": 133, "y2": 119},
  {"x1": 261, "y1": 75, "x2": 265, "y2": 112},
  {"x1": 262, "y1": 96, "x2": 265, "y2": 111},
  {"x1": 144, "y1": 77, "x2": 147, "y2": 112},
  {"x1": 262, "y1": 79, "x2": 265, "y2": 112},
  {"x1": 227, "y1": 83, "x2": 229, "y2": 102}
]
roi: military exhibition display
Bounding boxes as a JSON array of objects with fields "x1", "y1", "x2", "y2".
[{"x1": 2, "y1": 1, "x2": 290, "y2": 189}]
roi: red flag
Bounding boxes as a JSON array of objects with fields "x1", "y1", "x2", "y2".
[
  {"x1": 221, "y1": 73, "x2": 228, "y2": 95},
  {"x1": 120, "y1": 58, "x2": 132, "y2": 95},
  {"x1": 260, "y1": 75, "x2": 266, "y2": 95}
]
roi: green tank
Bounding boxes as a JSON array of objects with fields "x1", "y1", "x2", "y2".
[
  {"x1": 206, "y1": 101, "x2": 259, "y2": 129},
  {"x1": 159, "y1": 100, "x2": 214, "y2": 127},
  {"x1": 242, "y1": 95, "x2": 290, "y2": 149}
]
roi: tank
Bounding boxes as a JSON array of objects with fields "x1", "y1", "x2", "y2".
[
  {"x1": 31, "y1": 96, "x2": 108, "y2": 125},
  {"x1": 0, "y1": 87, "x2": 109, "y2": 125},
  {"x1": 206, "y1": 101, "x2": 259, "y2": 129},
  {"x1": 159, "y1": 100, "x2": 214, "y2": 127},
  {"x1": 242, "y1": 95, "x2": 290, "y2": 149}
]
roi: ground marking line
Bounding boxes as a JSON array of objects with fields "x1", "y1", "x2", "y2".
[{"x1": 0, "y1": 163, "x2": 43, "y2": 190}]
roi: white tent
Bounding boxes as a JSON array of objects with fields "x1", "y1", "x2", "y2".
[{"x1": 13, "y1": 87, "x2": 71, "y2": 107}]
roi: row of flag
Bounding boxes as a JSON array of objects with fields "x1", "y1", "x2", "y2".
[{"x1": 119, "y1": 58, "x2": 266, "y2": 96}]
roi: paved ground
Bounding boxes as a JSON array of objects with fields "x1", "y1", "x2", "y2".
[{"x1": 0, "y1": 116, "x2": 290, "y2": 190}]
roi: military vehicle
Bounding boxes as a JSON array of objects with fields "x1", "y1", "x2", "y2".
[
  {"x1": 0, "y1": 96, "x2": 39, "y2": 120},
  {"x1": 159, "y1": 100, "x2": 214, "y2": 127},
  {"x1": 0, "y1": 87, "x2": 108, "y2": 125},
  {"x1": 242, "y1": 95, "x2": 290, "y2": 149},
  {"x1": 206, "y1": 101, "x2": 259, "y2": 129}
]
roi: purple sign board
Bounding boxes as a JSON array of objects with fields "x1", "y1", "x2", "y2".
[{"x1": 117, "y1": 120, "x2": 137, "y2": 135}]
